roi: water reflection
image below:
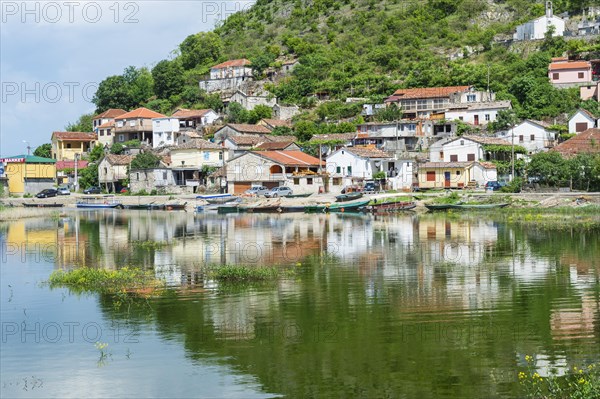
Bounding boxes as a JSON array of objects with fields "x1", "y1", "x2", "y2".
[{"x1": 2, "y1": 210, "x2": 599, "y2": 398}]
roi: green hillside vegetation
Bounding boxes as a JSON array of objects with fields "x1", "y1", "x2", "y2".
[{"x1": 89, "y1": 0, "x2": 599, "y2": 140}]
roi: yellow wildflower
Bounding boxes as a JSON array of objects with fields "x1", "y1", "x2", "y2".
[
  {"x1": 525, "y1": 355, "x2": 532, "y2": 362},
  {"x1": 519, "y1": 372, "x2": 526, "y2": 380}
]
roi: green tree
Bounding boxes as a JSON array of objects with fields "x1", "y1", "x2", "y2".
[
  {"x1": 66, "y1": 113, "x2": 94, "y2": 132},
  {"x1": 227, "y1": 102, "x2": 249, "y2": 123},
  {"x1": 130, "y1": 152, "x2": 161, "y2": 170},
  {"x1": 271, "y1": 126, "x2": 293, "y2": 136},
  {"x1": 489, "y1": 109, "x2": 519, "y2": 132},
  {"x1": 78, "y1": 166, "x2": 99, "y2": 190},
  {"x1": 88, "y1": 144, "x2": 105, "y2": 162},
  {"x1": 110, "y1": 143, "x2": 125, "y2": 155},
  {"x1": 179, "y1": 32, "x2": 222, "y2": 70},
  {"x1": 93, "y1": 75, "x2": 134, "y2": 112},
  {"x1": 373, "y1": 103, "x2": 402, "y2": 122},
  {"x1": 152, "y1": 59, "x2": 185, "y2": 99},
  {"x1": 33, "y1": 143, "x2": 52, "y2": 158},
  {"x1": 247, "y1": 104, "x2": 273, "y2": 124},
  {"x1": 527, "y1": 151, "x2": 568, "y2": 186}
]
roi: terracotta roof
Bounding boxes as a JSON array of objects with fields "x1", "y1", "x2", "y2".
[
  {"x1": 104, "y1": 154, "x2": 134, "y2": 165},
  {"x1": 56, "y1": 160, "x2": 89, "y2": 170},
  {"x1": 344, "y1": 147, "x2": 392, "y2": 159},
  {"x1": 93, "y1": 108, "x2": 127, "y2": 120},
  {"x1": 227, "y1": 124, "x2": 272, "y2": 134},
  {"x1": 181, "y1": 131, "x2": 203, "y2": 139},
  {"x1": 551, "y1": 57, "x2": 568, "y2": 62},
  {"x1": 389, "y1": 86, "x2": 471, "y2": 99},
  {"x1": 460, "y1": 136, "x2": 511, "y2": 145},
  {"x1": 549, "y1": 61, "x2": 591, "y2": 71},
  {"x1": 553, "y1": 128, "x2": 600, "y2": 157},
  {"x1": 173, "y1": 139, "x2": 222, "y2": 150},
  {"x1": 52, "y1": 132, "x2": 96, "y2": 141},
  {"x1": 266, "y1": 135, "x2": 297, "y2": 142},
  {"x1": 420, "y1": 162, "x2": 475, "y2": 168},
  {"x1": 255, "y1": 141, "x2": 295, "y2": 150},
  {"x1": 226, "y1": 135, "x2": 265, "y2": 146},
  {"x1": 479, "y1": 162, "x2": 497, "y2": 169},
  {"x1": 98, "y1": 121, "x2": 115, "y2": 129},
  {"x1": 260, "y1": 119, "x2": 292, "y2": 128},
  {"x1": 310, "y1": 133, "x2": 356, "y2": 142},
  {"x1": 254, "y1": 150, "x2": 324, "y2": 167},
  {"x1": 172, "y1": 108, "x2": 213, "y2": 119},
  {"x1": 211, "y1": 59, "x2": 251, "y2": 69},
  {"x1": 115, "y1": 107, "x2": 166, "y2": 120}
]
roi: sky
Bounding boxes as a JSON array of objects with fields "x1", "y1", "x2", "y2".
[{"x1": 0, "y1": 0, "x2": 255, "y2": 157}]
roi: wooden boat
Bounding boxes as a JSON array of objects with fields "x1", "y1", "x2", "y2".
[
  {"x1": 241, "y1": 205, "x2": 282, "y2": 213},
  {"x1": 23, "y1": 203, "x2": 64, "y2": 208},
  {"x1": 196, "y1": 193, "x2": 232, "y2": 200},
  {"x1": 327, "y1": 199, "x2": 371, "y2": 213},
  {"x1": 335, "y1": 192, "x2": 364, "y2": 202},
  {"x1": 123, "y1": 203, "x2": 152, "y2": 210},
  {"x1": 165, "y1": 202, "x2": 187, "y2": 211},
  {"x1": 149, "y1": 204, "x2": 165, "y2": 210},
  {"x1": 205, "y1": 196, "x2": 238, "y2": 205},
  {"x1": 287, "y1": 193, "x2": 312, "y2": 198},
  {"x1": 425, "y1": 203, "x2": 509, "y2": 211},
  {"x1": 77, "y1": 196, "x2": 123, "y2": 209},
  {"x1": 361, "y1": 201, "x2": 416, "y2": 213},
  {"x1": 304, "y1": 204, "x2": 327, "y2": 213},
  {"x1": 217, "y1": 205, "x2": 240, "y2": 214},
  {"x1": 279, "y1": 206, "x2": 306, "y2": 213}
]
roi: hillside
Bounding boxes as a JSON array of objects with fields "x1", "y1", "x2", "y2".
[{"x1": 83, "y1": 0, "x2": 599, "y2": 134}]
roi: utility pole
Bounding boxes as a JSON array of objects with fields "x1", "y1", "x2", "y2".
[
  {"x1": 74, "y1": 153, "x2": 79, "y2": 192},
  {"x1": 511, "y1": 123, "x2": 515, "y2": 182}
]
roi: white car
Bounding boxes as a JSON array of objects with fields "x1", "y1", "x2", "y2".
[
  {"x1": 57, "y1": 186, "x2": 70, "y2": 195},
  {"x1": 264, "y1": 186, "x2": 293, "y2": 198},
  {"x1": 245, "y1": 186, "x2": 270, "y2": 196}
]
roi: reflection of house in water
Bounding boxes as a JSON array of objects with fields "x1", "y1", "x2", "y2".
[{"x1": 6, "y1": 219, "x2": 58, "y2": 264}]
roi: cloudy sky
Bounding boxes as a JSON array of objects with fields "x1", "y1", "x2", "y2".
[{"x1": 0, "y1": 0, "x2": 254, "y2": 157}]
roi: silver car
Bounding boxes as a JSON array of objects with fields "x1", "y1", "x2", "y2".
[
  {"x1": 245, "y1": 186, "x2": 270, "y2": 196},
  {"x1": 57, "y1": 186, "x2": 70, "y2": 195},
  {"x1": 264, "y1": 186, "x2": 293, "y2": 198}
]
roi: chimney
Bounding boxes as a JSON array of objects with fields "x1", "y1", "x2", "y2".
[{"x1": 546, "y1": 1, "x2": 553, "y2": 18}]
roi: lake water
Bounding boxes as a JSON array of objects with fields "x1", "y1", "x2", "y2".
[{"x1": 1, "y1": 210, "x2": 599, "y2": 398}]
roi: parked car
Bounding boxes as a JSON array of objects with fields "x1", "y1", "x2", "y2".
[
  {"x1": 35, "y1": 188, "x2": 58, "y2": 198},
  {"x1": 57, "y1": 186, "x2": 70, "y2": 195},
  {"x1": 83, "y1": 186, "x2": 102, "y2": 194},
  {"x1": 363, "y1": 181, "x2": 381, "y2": 193},
  {"x1": 484, "y1": 181, "x2": 503, "y2": 191},
  {"x1": 245, "y1": 186, "x2": 270, "y2": 196},
  {"x1": 264, "y1": 186, "x2": 293, "y2": 198}
]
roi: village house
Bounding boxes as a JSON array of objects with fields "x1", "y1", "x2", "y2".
[
  {"x1": 199, "y1": 59, "x2": 253, "y2": 93},
  {"x1": 580, "y1": 82, "x2": 599, "y2": 101},
  {"x1": 114, "y1": 107, "x2": 166, "y2": 146},
  {"x1": 152, "y1": 117, "x2": 180, "y2": 148},
  {"x1": 272, "y1": 103, "x2": 300, "y2": 120},
  {"x1": 355, "y1": 120, "x2": 455, "y2": 152},
  {"x1": 568, "y1": 108, "x2": 598, "y2": 133},
  {"x1": 553, "y1": 128, "x2": 600, "y2": 157},
  {"x1": 223, "y1": 134, "x2": 298, "y2": 157},
  {"x1": 129, "y1": 167, "x2": 178, "y2": 194},
  {"x1": 266, "y1": 58, "x2": 299, "y2": 80},
  {"x1": 98, "y1": 154, "x2": 134, "y2": 193},
  {"x1": 170, "y1": 139, "x2": 226, "y2": 192},
  {"x1": 384, "y1": 86, "x2": 494, "y2": 119},
  {"x1": 549, "y1": 58, "x2": 593, "y2": 87},
  {"x1": 227, "y1": 89, "x2": 277, "y2": 110},
  {"x1": 0, "y1": 154, "x2": 56, "y2": 195},
  {"x1": 417, "y1": 162, "x2": 497, "y2": 189},
  {"x1": 172, "y1": 108, "x2": 219, "y2": 129},
  {"x1": 429, "y1": 136, "x2": 512, "y2": 163},
  {"x1": 225, "y1": 150, "x2": 324, "y2": 195},
  {"x1": 214, "y1": 123, "x2": 272, "y2": 143},
  {"x1": 495, "y1": 120, "x2": 558, "y2": 154},
  {"x1": 326, "y1": 146, "x2": 414, "y2": 191},
  {"x1": 93, "y1": 109, "x2": 126, "y2": 147},
  {"x1": 445, "y1": 100, "x2": 512, "y2": 126},
  {"x1": 51, "y1": 131, "x2": 97, "y2": 161},
  {"x1": 177, "y1": 131, "x2": 204, "y2": 145},
  {"x1": 513, "y1": 2, "x2": 565, "y2": 41}
]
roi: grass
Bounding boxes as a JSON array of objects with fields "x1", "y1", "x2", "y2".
[
  {"x1": 0, "y1": 207, "x2": 62, "y2": 221},
  {"x1": 205, "y1": 264, "x2": 291, "y2": 282},
  {"x1": 48, "y1": 267, "x2": 165, "y2": 296},
  {"x1": 368, "y1": 195, "x2": 413, "y2": 205},
  {"x1": 132, "y1": 241, "x2": 168, "y2": 250}
]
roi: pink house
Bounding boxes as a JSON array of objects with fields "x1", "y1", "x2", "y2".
[
  {"x1": 549, "y1": 59, "x2": 592, "y2": 87},
  {"x1": 580, "y1": 82, "x2": 599, "y2": 101}
]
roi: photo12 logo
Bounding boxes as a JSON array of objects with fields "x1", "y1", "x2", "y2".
[
  {"x1": 1, "y1": 81, "x2": 98, "y2": 104},
  {"x1": 201, "y1": 1, "x2": 254, "y2": 24},
  {"x1": 1, "y1": 1, "x2": 140, "y2": 24}
]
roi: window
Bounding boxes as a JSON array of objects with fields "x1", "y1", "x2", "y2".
[
  {"x1": 578, "y1": 72, "x2": 584, "y2": 79},
  {"x1": 552, "y1": 73, "x2": 559, "y2": 80},
  {"x1": 129, "y1": 121, "x2": 136, "y2": 127},
  {"x1": 333, "y1": 177, "x2": 342, "y2": 185},
  {"x1": 450, "y1": 155, "x2": 458, "y2": 162},
  {"x1": 426, "y1": 171, "x2": 436, "y2": 181},
  {"x1": 439, "y1": 151, "x2": 444, "y2": 159},
  {"x1": 293, "y1": 178, "x2": 300, "y2": 185},
  {"x1": 107, "y1": 130, "x2": 111, "y2": 136},
  {"x1": 460, "y1": 140, "x2": 464, "y2": 145},
  {"x1": 136, "y1": 173, "x2": 139, "y2": 180},
  {"x1": 66, "y1": 143, "x2": 71, "y2": 148},
  {"x1": 119, "y1": 135, "x2": 125, "y2": 142},
  {"x1": 530, "y1": 135, "x2": 535, "y2": 142},
  {"x1": 336, "y1": 166, "x2": 341, "y2": 174},
  {"x1": 466, "y1": 94, "x2": 476, "y2": 102},
  {"x1": 163, "y1": 171, "x2": 167, "y2": 180},
  {"x1": 459, "y1": 116, "x2": 464, "y2": 121},
  {"x1": 417, "y1": 99, "x2": 428, "y2": 110},
  {"x1": 219, "y1": 152, "x2": 223, "y2": 160},
  {"x1": 456, "y1": 171, "x2": 461, "y2": 175},
  {"x1": 100, "y1": 130, "x2": 104, "y2": 136},
  {"x1": 485, "y1": 114, "x2": 490, "y2": 121},
  {"x1": 467, "y1": 154, "x2": 475, "y2": 161},
  {"x1": 307, "y1": 178, "x2": 313, "y2": 185},
  {"x1": 519, "y1": 135, "x2": 524, "y2": 143},
  {"x1": 347, "y1": 166, "x2": 352, "y2": 174}
]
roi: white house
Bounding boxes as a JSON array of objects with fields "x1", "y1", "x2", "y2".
[
  {"x1": 129, "y1": 168, "x2": 177, "y2": 194},
  {"x1": 228, "y1": 90, "x2": 277, "y2": 111},
  {"x1": 199, "y1": 59, "x2": 253, "y2": 93},
  {"x1": 172, "y1": 108, "x2": 220, "y2": 128},
  {"x1": 326, "y1": 146, "x2": 400, "y2": 189},
  {"x1": 496, "y1": 120, "x2": 558, "y2": 154},
  {"x1": 568, "y1": 108, "x2": 597, "y2": 133},
  {"x1": 429, "y1": 136, "x2": 511, "y2": 163},
  {"x1": 152, "y1": 117, "x2": 180, "y2": 148},
  {"x1": 445, "y1": 101, "x2": 512, "y2": 126},
  {"x1": 513, "y1": 2, "x2": 565, "y2": 41}
]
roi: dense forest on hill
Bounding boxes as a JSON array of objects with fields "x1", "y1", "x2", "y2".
[{"x1": 73, "y1": 0, "x2": 599, "y2": 135}]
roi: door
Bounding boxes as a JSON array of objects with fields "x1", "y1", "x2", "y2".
[
  {"x1": 444, "y1": 172, "x2": 451, "y2": 188},
  {"x1": 474, "y1": 115, "x2": 479, "y2": 125},
  {"x1": 233, "y1": 182, "x2": 251, "y2": 194}
]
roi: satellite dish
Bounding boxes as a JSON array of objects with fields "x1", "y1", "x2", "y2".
[{"x1": 320, "y1": 145, "x2": 331, "y2": 156}]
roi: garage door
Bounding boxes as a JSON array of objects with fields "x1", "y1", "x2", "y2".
[
  {"x1": 576, "y1": 122, "x2": 588, "y2": 132},
  {"x1": 233, "y1": 182, "x2": 251, "y2": 194}
]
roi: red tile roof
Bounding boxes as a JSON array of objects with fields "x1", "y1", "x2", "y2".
[
  {"x1": 255, "y1": 141, "x2": 296, "y2": 150},
  {"x1": 227, "y1": 124, "x2": 272, "y2": 134},
  {"x1": 104, "y1": 154, "x2": 134, "y2": 165},
  {"x1": 211, "y1": 59, "x2": 251, "y2": 69},
  {"x1": 345, "y1": 147, "x2": 392, "y2": 159},
  {"x1": 173, "y1": 139, "x2": 222, "y2": 150},
  {"x1": 115, "y1": 107, "x2": 166, "y2": 120},
  {"x1": 172, "y1": 108, "x2": 213, "y2": 119},
  {"x1": 56, "y1": 160, "x2": 89, "y2": 170},
  {"x1": 98, "y1": 121, "x2": 115, "y2": 129},
  {"x1": 52, "y1": 132, "x2": 96, "y2": 141},
  {"x1": 266, "y1": 135, "x2": 297, "y2": 142},
  {"x1": 309, "y1": 133, "x2": 356, "y2": 142},
  {"x1": 553, "y1": 128, "x2": 600, "y2": 157},
  {"x1": 573, "y1": 108, "x2": 598, "y2": 121},
  {"x1": 93, "y1": 108, "x2": 127, "y2": 120},
  {"x1": 390, "y1": 86, "x2": 471, "y2": 99},
  {"x1": 549, "y1": 61, "x2": 591, "y2": 71},
  {"x1": 226, "y1": 135, "x2": 265, "y2": 146},
  {"x1": 260, "y1": 119, "x2": 292, "y2": 128},
  {"x1": 254, "y1": 150, "x2": 324, "y2": 167}
]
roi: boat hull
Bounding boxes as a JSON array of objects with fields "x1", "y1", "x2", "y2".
[
  {"x1": 425, "y1": 203, "x2": 509, "y2": 211},
  {"x1": 361, "y1": 201, "x2": 416, "y2": 213},
  {"x1": 327, "y1": 200, "x2": 371, "y2": 213},
  {"x1": 23, "y1": 203, "x2": 64, "y2": 208},
  {"x1": 77, "y1": 203, "x2": 122, "y2": 209},
  {"x1": 335, "y1": 193, "x2": 364, "y2": 202}
]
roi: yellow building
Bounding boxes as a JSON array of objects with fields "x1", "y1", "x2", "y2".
[
  {"x1": 0, "y1": 155, "x2": 56, "y2": 195},
  {"x1": 51, "y1": 131, "x2": 96, "y2": 161},
  {"x1": 417, "y1": 161, "x2": 497, "y2": 189}
]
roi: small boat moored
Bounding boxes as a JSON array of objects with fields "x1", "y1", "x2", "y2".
[
  {"x1": 335, "y1": 192, "x2": 364, "y2": 202},
  {"x1": 23, "y1": 202, "x2": 64, "y2": 208},
  {"x1": 77, "y1": 196, "x2": 123, "y2": 209}
]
